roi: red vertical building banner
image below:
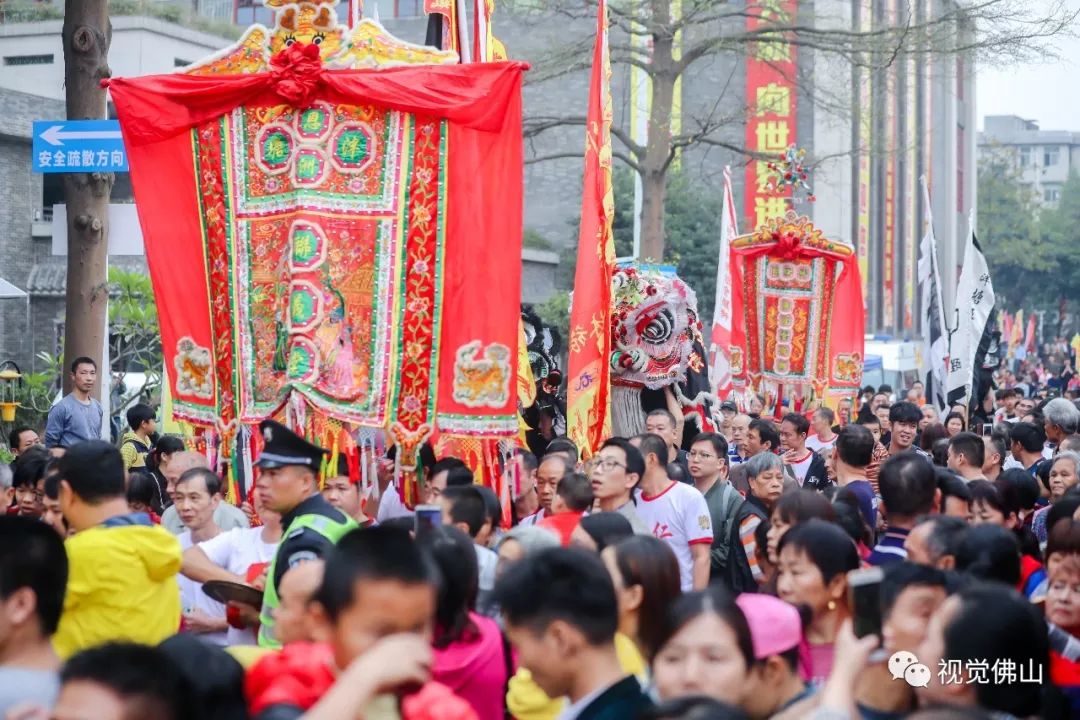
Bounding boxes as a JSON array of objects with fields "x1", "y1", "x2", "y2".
[{"x1": 744, "y1": 0, "x2": 797, "y2": 231}]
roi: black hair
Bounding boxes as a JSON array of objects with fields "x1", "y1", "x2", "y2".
[
  {"x1": 774, "y1": 489, "x2": 836, "y2": 526},
  {"x1": 968, "y1": 479, "x2": 1019, "y2": 523},
  {"x1": 1047, "y1": 518, "x2": 1080, "y2": 559},
  {"x1": 943, "y1": 411, "x2": 967, "y2": 432},
  {"x1": 157, "y1": 634, "x2": 247, "y2": 720},
  {"x1": 1000, "y1": 467, "x2": 1040, "y2": 511},
  {"x1": 931, "y1": 437, "x2": 951, "y2": 467},
  {"x1": 1046, "y1": 497, "x2": 1080, "y2": 541},
  {"x1": 149, "y1": 435, "x2": 186, "y2": 472},
  {"x1": 0, "y1": 516, "x2": 67, "y2": 635},
  {"x1": 776, "y1": 519, "x2": 860, "y2": 584},
  {"x1": 57, "y1": 441, "x2": 125, "y2": 504},
  {"x1": 43, "y1": 472, "x2": 61, "y2": 502},
  {"x1": 948, "y1": 432, "x2": 985, "y2": 468},
  {"x1": 748, "y1": 418, "x2": 780, "y2": 453},
  {"x1": 653, "y1": 586, "x2": 754, "y2": 667},
  {"x1": 544, "y1": 437, "x2": 580, "y2": 466},
  {"x1": 943, "y1": 583, "x2": 1047, "y2": 716},
  {"x1": 610, "y1": 536, "x2": 682, "y2": 658},
  {"x1": 441, "y1": 485, "x2": 487, "y2": 538},
  {"x1": 835, "y1": 424, "x2": 875, "y2": 468},
  {"x1": 919, "y1": 423, "x2": 949, "y2": 453},
  {"x1": 915, "y1": 515, "x2": 968, "y2": 563},
  {"x1": 1010, "y1": 422, "x2": 1047, "y2": 453},
  {"x1": 126, "y1": 403, "x2": 155, "y2": 432},
  {"x1": 827, "y1": 488, "x2": 872, "y2": 547},
  {"x1": 647, "y1": 408, "x2": 679, "y2": 428},
  {"x1": 377, "y1": 516, "x2": 416, "y2": 534},
  {"x1": 512, "y1": 448, "x2": 539, "y2": 474},
  {"x1": 690, "y1": 432, "x2": 728, "y2": 464},
  {"x1": 600, "y1": 437, "x2": 645, "y2": 479},
  {"x1": 127, "y1": 471, "x2": 164, "y2": 515},
  {"x1": 556, "y1": 472, "x2": 594, "y2": 512},
  {"x1": 430, "y1": 457, "x2": 473, "y2": 488},
  {"x1": 879, "y1": 451, "x2": 937, "y2": 519},
  {"x1": 417, "y1": 525, "x2": 479, "y2": 648},
  {"x1": 61, "y1": 643, "x2": 192, "y2": 720},
  {"x1": 12, "y1": 445, "x2": 49, "y2": 490},
  {"x1": 315, "y1": 526, "x2": 435, "y2": 622},
  {"x1": 70, "y1": 356, "x2": 96, "y2": 374},
  {"x1": 640, "y1": 696, "x2": 749, "y2": 720},
  {"x1": 176, "y1": 467, "x2": 222, "y2": 497},
  {"x1": 474, "y1": 484, "x2": 502, "y2": 531},
  {"x1": 860, "y1": 414, "x2": 881, "y2": 428},
  {"x1": 879, "y1": 384, "x2": 893, "y2": 394},
  {"x1": 635, "y1": 433, "x2": 670, "y2": 466},
  {"x1": 577, "y1": 512, "x2": 634, "y2": 552},
  {"x1": 7, "y1": 426, "x2": 35, "y2": 452},
  {"x1": 889, "y1": 402, "x2": 923, "y2": 425},
  {"x1": 880, "y1": 562, "x2": 947, "y2": 619},
  {"x1": 666, "y1": 462, "x2": 688, "y2": 484},
  {"x1": 936, "y1": 467, "x2": 972, "y2": 506},
  {"x1": 955, "y1": 524, "x2": 1021, "y2": 586},
  {"x1": 780, "y1": 413, "x2": 809, "y2": 437},
  {"x1": 494, "y1": 547, "x2": 618, "y2": 646}
]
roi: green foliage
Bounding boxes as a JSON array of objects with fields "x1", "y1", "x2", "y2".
[
  {"x1": 560, "y1": 167, "x2": 723, "y2": 324},
  {"x1": 523, "y1": 229, "x2": 555, "y2": 250},
  {"x1": 978, "y1": 151, "x2": 1080, "y2": 312},
  {"x1": 108, "y1": 267, "x2": 162, "y2": 406},
  {"x1": 107, "y1": 0, "x2": 243, "y2": 40},
  {"x1": 534, "y1": 292, "x2": 571, "y2": 345},
  {"x1": 11, "y1": 351, "x2": 64, "y2": 431}
]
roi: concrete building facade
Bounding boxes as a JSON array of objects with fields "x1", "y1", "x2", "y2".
[{"x1": 977, "y1": 115, "x2": 1080, "y2": 208}]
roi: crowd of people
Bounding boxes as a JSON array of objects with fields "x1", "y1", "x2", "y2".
[{"x1": 5, "y1": 355, "x2": 1080, "y2": 719}]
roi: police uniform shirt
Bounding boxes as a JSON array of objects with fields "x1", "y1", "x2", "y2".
[{"x1": 272, "y1": 493, "x2": 351, "y2": 594}]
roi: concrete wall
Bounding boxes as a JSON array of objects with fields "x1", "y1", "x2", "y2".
[{"x1": 0, "y1": 17, "x2": 232, "y2": 101}]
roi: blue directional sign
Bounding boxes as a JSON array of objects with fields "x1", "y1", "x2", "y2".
[{"x1": 32, "y1": 120, "x2": 128, "y2": 173}]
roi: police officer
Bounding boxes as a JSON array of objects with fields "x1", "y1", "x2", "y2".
[{"x1": 254, "y1": 420, "x2": 357, "y2": 648}]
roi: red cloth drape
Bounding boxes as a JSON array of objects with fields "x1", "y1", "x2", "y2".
[
  {"x1": 108, "y1": 60, "x2": 526, "y2": 431},
  {"x1": 729, "y1": 236, "x2": 864, "y2": 393}
]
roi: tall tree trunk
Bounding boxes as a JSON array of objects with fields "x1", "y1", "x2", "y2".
[
  {"x1": 61, "y1": 1, "x2": 113, "y2": 396},
  {"x1": 638, "y1": 0, "x2": 676, "y2": 261}
]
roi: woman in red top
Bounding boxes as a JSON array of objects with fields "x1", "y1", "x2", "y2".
[
  {"x1": 1044, "y1": 520, "x2": 1080, "y2": 714},
  {"x1": 967, "y1": 478, "x2": 1046, "y2": 599}
]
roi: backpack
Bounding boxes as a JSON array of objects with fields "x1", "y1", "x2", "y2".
[{"x1": 707, "y1": 481, "x2": 745, "y2": 577}]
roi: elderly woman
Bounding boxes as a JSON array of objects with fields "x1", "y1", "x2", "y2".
[
  {"x1": 920, "y1": 405, "x2": 940, "y2": 432},
  {"x1": 1033, "y1": 451, "x2": 1080, "y2": 545},
  {"x1": 726, "y1": 452, "x2": 785, "y2": 592}
]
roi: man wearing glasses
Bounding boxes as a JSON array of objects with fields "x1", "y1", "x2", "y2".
[
  {"x1": 588, "y1": 438, "x2": 650, "y2": 534},
  {"x1": 686, "y1": 432, "x2": 743, "y2": 582}
]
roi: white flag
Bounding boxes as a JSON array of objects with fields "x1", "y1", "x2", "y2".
[
  {"x1": 946, "y1": 212, "x2": 996, "y2": 409},
  {"x1": 709, "y1": 166, "x2": 737, "y2": 398},
  {"x1": 917, "y1": 178, "x2": 949, "y2": 413}
]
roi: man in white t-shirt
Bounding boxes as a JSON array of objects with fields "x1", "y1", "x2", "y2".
[
  {"x1": 805, "y1": 407, "x2": 838, "y2": 454},
  {"x1": 174, "y1": 468, "x2": 229, "y2": 645},
  {"x1": 631, "y1": 433, "x2": 712, "y2": 591},
  {"x1": 182, "y1": 472, "x2": 283, "y2": 646},
  {"x1": 372, "y1": 444, "x2": 437, "y2": 523}
]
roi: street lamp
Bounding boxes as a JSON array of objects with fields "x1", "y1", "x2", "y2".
[{"x1": 0, "y1": 361, "x2": 22, "y2": 423}]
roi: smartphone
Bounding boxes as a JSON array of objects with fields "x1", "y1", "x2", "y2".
[
  {"x1": 982, "y1": 422, "x2": 993, "y2": 437},
  {"x1": 848, "y1": 566, "x2": 884, "y2": 640},
  {"x1": 414, "y1": 504, "x2": 443, "y2": 536}
]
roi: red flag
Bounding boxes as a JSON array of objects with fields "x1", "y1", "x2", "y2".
[{"x1": 566, "y1": 0, "x2": 615, "y2": 458}]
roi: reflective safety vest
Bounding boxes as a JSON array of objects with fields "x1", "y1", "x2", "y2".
[{"x1": 258, "y1": 512, "x2": 357, "y2": 648}]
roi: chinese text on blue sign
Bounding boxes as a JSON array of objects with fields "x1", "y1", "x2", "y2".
[{"x1": 31, "y1": 120, "x2": 128, "y2": 173}]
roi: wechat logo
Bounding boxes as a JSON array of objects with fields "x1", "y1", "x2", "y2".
[{"x1": 889, "y1": 650, "x2": 931, "y2": 688}]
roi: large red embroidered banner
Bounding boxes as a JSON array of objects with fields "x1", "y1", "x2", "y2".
[{"x1": 108, "y1": 59, "x2": 525, "y2": 440}]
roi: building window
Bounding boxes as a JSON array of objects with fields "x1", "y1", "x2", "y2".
[
  {"x1": 1020, "y1": 146, "x2": 1033, "y2": 168},
  {"x1": 1044, "y1": 147, "x2": 1060, "y2": 167},
  {"x1": 1044, "y1": 186, "x2": 1061, "y2": 204},
  {"x1": 3, "y1": 54, "x2": 53, "y2": 66}
]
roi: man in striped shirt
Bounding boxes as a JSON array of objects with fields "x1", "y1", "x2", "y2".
[{"x1": 868, "y1": 452, "x2": 937, "y2": 566}]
